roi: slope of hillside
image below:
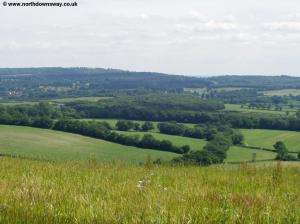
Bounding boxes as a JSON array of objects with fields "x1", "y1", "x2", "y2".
[{"x1": 0, "y1": 125, "x2": 178, "y2": 163}]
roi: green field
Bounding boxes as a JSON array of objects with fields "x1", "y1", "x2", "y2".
[
  {"x1": 242, "y1": 129, "x2": 300, "y2": 153},
  {"x1": 226, "y1": 146, "x2": 276, "y2": 163},
  {"x1": 0, "y1": 157, "x2": 299, "y2": 223},
  {"x1": 0, "y1": 125, "x2": 177, "y2": 163},
  {"x1": 225, "y1": 104, "x2": 296, "y2": 115},
  {"x1": 263, "y1": 89, "x2": 300, "y2": 96}
]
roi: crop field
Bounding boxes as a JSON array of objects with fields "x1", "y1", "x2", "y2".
[
  {"x1": 0, "y1": 125, "x2": 177, "y2": 163},
  {"x1": 0, "y1": 157, "x2": 299, "y2": 223},
  {"x1": 242, "y1": 129, "x2": 300, "y2": 153}
]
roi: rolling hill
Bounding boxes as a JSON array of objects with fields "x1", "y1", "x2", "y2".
[{"x1": 0, "y1": 125, "x2": 177, "y2": 163}]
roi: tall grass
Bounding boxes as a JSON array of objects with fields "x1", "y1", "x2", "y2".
[{"x1": 0, "y1": 158, "x2": 299, "y2": 223}]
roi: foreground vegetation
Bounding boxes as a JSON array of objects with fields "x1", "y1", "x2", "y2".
[{"x1": 0, "y1": 158, "x2": 299, "y2": 223}]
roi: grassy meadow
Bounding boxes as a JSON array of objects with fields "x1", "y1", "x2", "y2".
[
  {"x1": 0, "y1": 125, "x2": 177, "y2": 163},
  {"x1": 0, "y1": 157, "x2": 299, "y2": 223},
  {"x1": 226, "y1": 146, "x2": 276, "y2": 163}
]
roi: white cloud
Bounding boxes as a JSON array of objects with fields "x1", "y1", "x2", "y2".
[
  {"x1": 263, "y1": 21, "x2": 300, "y2": 32},
  {"x1": 1, "y1": 0, "x2": 300, "y2": 75},
  {"x1": 174, "y1": 20, "x2": 238, "y2": 33}
]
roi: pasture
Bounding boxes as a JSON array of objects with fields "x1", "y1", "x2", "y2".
[
  {"x1": 242, "y1": 129, "x2": 300, "y2": 153},
  {"x1": 226, "y1": 146, "x2": 276, "y2": 163}
]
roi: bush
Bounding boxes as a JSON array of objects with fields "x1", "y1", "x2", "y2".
[
  {"x1": 141, "y1": 121, "x2": 154, "y2": 131},
  {"x1": 32, "y1": 116, "x2": 53, "y2": 129},
  {"x1": 274, "y1": 141, "x2": 289, "y2": 160},
  {"x1": 116, "y1": 120, "x2": 134, "y2": 131},
  {"x1": 158, "y1": 122, "x2": 186, "y2": 136},
  {"x1": 181, "y1": 145, "x2": 191, "y2": 154},
  {"x1": 177, "y1": 151, "x2": 220, "y2": 166}
]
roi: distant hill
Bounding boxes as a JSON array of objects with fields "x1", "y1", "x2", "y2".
[{"x1": 0, "y1": 67, "x2": 300, "y2": 99}]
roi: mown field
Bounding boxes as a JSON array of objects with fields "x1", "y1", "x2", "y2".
[
  {"x1": 0, "y1": 157, "x2": 299, "y2": 223},
  {"x1": 242, "y1": 129, "x2": 300, "y2": 153},
  {"x1": 0, "y1": 125, "x2": 177, "y2": 163}
]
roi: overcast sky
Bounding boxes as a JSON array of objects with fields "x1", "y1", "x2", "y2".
[{"x1": 1, "y1": 0, "x2": 300, "y2": 76}]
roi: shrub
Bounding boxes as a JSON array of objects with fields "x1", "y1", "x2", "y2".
[{"x1": 141, "y1": 121, "x2": 154, "y2": 131}]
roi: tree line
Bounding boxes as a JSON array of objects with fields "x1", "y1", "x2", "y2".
[
  {"x1": 68, "y1": 99, "x2": 300, "y2": 132},
  {"x1": 157, "y1": 122, "x2": 243, "y2": 144},
  {"x1": 53, "y1": 120, "x2": 190, "y2": 154}
]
